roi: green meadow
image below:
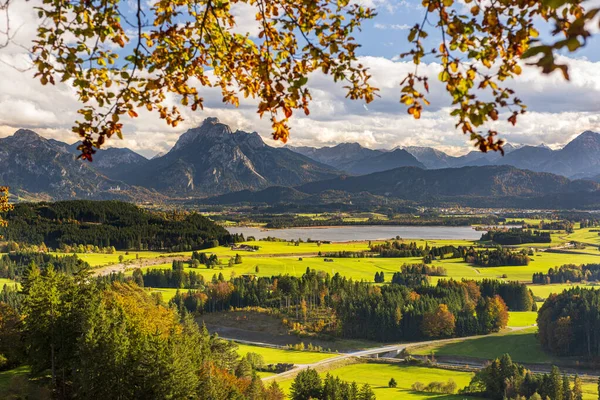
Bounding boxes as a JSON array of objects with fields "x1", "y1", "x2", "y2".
[
  {"x1": 410, "y1": 327, "x2": 553, "y2": 364},
  {"x1": 52, "y1": 250, "x2": 169, "y2": 267},
  {"x1": 566, "y1": 228, "x2": 600, "y2": 245},
  {"x1": 235, "y1": 343, "x2": 336, "y2": 364},
  {"x1": 529, "y1": 283, "x2": 599, "y2": 301},
  {"x1": 0, "y1": 278, "x2": 19, "y2": 288},
  {"x1": 274, "y1": 363, "x2": 479, "y2": 400},
  {"x1": 507, "y1": 311, "x2": 537, "y2": 327}
]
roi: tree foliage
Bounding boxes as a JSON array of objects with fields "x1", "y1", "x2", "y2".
[
  {"x1": 3, "y1": 200, "x2": 233, "y2": 251},
  {"x1": 462, "y1": 354, "x2": 578, "y2": 400},
  {"x1": 537, "y1": 287, "x2": 600, "y2": 357},
  {"x1": 23, "y1": 0, "x2": 600, "y2": 156},
  {"x1": 0, "y1": 187, "x2": 12, "y2": 240},
  {"x1": 400, "y1": 0, "x2": 600, "y2": 153},
  {"x1": 32, "y1": 0, "x2": 376, "y2": 159},
  {"x1": 7, "y1": 263, "x2": 283, "y2": 398}
]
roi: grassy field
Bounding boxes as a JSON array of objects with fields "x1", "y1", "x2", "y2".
[
  {"x1": 275, "y1": 363, "x2": 479, "y2": 400},
  {"x1": 148, "y1": 287, "x2": 180, "y2": 302},
  {"x1": 51, "y1": 250, "x2": 170, "y2": 267},
  {"x1": 410, "y1": 327, "x2": 553, "y2": 364},
  {"x1": 133, "y1": 246, "x2": 600, "y2": 287},
  {"x1": 235, "y1": 343, "x2": 336, "y2": 364},
  {"x1": 566, "y1": 228, "x2": 600, "y2": 245},
  {"x1": 507, "y1": 311, "x2": 537, "y2": 327},
  {"x1": 529, "y1": 283, "x2": 599, "y2": 300},
  {"x1": 0, "y1": 278, "x2": 19, "y2": 289}
]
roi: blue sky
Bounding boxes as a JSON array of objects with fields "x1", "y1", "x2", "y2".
[{"x1": 0, "y1": 0, "x2": 599, "y2": 157}]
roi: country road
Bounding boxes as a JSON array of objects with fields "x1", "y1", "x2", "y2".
[{"x1": 224, "y1": 327, "x2": 537, "y2": 382}]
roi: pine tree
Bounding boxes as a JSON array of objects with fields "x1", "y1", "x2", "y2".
[
  {"x1": 290, "y1": 368, "x2": 322, "y2": 400},
  {"x1": 358, "y1": 383, "x2": 376, "y2": 400},
  {"x1": 572, "y1": 375, "x2": 583, "y2": 400},
  {"x1": 265, "y1": 381, "x2": 285, "y2": 400},
  {"x1": 563, "y1": 375, "x2": 573, "y2": 400},
  {"x1": 548, "y1": 366, "x2": 563, "y2": 400}
]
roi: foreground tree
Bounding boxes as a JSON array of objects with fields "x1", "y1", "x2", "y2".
[
  {"x1": 0, "y1": 187, "x2": 12, "y2": 240},
  {"x1": 18, "y1": 0, "x2": 598, "y2": 158}
]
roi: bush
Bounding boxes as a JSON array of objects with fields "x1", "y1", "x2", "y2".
[
  {"x1": 412, "y1": 379, "x2": 456, "y2": 394},
  {"x1": 388, "y1": 378, "x2": 397, "y2": 388}
]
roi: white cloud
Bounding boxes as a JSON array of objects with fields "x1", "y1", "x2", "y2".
[
  {"x1": 1, "y1": 1, "x2": 600, "y2": 158},
  {"x1": 374, "y1": 23, "x2": 411, "y2": 30}
]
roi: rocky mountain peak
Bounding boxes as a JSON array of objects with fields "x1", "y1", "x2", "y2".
[
  {"x1": 11, "y1": 129, "x2": 42, "y2": 143},
  {"x1": 170, "y1": 117, "x2": 233, "y2": 153},
  {"x1": 233, "y1": 130, "x2": 265, "y2": 149}
]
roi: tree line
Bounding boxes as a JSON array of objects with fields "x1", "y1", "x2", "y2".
[
  {"x1": 480, "y1": 228, "x2": 551, "y2": 245},
  {"x1": 464, "y1": 248, "x2": 530, "y2": 267},
  {"x1": 461, "y1": 354, "x2": 584, "y2": 400},
  {"x1": 532, "y1": 263, "x2": 600, "y2": 284},
  {"x1": 2, "y1": 200, "x2": 235, "y2": 251},
  {"x1": 537, "y1": 287, "x2": 600, "y2": 357},
  {"x1": 0, "y1": 252, "x2": 90, "y2": 280},
  {"x1": 369, "y1": 241, "x2": 466, "y2": 259},
  {"x1": 290, "y1": 368, "x2": 375, "y2": 400}
]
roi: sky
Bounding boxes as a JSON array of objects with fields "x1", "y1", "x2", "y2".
[{"x1": 0, "y1": 0, "x2": 599, "y2": 158}]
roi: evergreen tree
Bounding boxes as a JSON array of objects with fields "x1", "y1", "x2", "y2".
[
  {"x1": 290, "y1": 368, "x2": 322, "y2": 400},
  {"x1": 358, "y1": 384, "x2": 376, "y2": 400},
  {"x1": 572, "y1": 375, "x2": 583, "y2": 400},
  {"x1": 563, "y1": 375, "x2": 573, "y2": 400},
  {"x1": 388, "y1": 377, "x2": 397, "y2": 388},
  {"x1": 548, "y1": 366, "x2": 563, "y2": 400},
  {"x1": 265, "y1": 381, "x2": 285, "y2": 400}
]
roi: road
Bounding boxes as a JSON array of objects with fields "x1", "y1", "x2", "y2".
[{"x1": 225, "y1": 327, "x2": 535, "y2": 382}]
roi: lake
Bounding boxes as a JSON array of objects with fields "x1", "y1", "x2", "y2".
[{"x1": 226, "y1": 225, "x2": 483, "y2": 241}]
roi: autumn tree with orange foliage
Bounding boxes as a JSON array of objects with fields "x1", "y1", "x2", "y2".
[
  {"x1": 477, "y1": 294, "x2": 509, "y2": 333},
  {"x1": 19, "y1": 0, "x2": 598, "y2": 159},
  {"x1": 422, "y1": 303, "x2": 456, "y2": 338},
  {"x1": 0, "y1": 187, "x2": 12, "y2": 240}
]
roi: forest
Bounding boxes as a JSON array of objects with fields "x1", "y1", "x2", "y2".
[
  {"x1": 464, "y1": 248, "x2": 530, "y2": 267},
  {"x1": 160, "y1": 267, "x2": 534, "y2": 342},
  {"x1": 2, "y1": 201, "x2": 235, "y2": 251},
  {"x1": 369, "y1": 241, "x2": 466, "y2": 259},
  {"x1": 480, "y1": 228, "x2": 551, "y2": 245},
  {"x1": 461, "y1": 354, "x2": 584, "y2": 400},
  {"x1": 532, "y1": 263, "x2": 600, "y2": 284},
  {"x1": 0, "y1": 263, "x2": 286, "y2": 399},
  {"x1": 537, "y1": 287, "x2": 600, "y2": 357}
]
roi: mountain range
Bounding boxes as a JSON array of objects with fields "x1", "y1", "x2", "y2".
[
  {"x1": 288, "y1": 135, "x2": 600, "y2": 179},
  {"x1": 0, "y1": 118, "x2": 599, "y2": 209}
]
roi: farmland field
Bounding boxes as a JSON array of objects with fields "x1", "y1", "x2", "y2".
[
  {"x1": 131, "y1": 241, "x2": 600, "y2": 285},
  {"x1": 529, "y1": 283, "x2": 599, "y2": 300},
  {"x1": 235, "y1": 343, "x2": 336, "y2": 364},
  {"x1": 52, "y1": 250, "x2": 169, "y2": 267},
  {"x1": 507, "y1": 311, "x2": 537, "y2": 327},
  {"x1": 410, "y1": 327, "x2": 553, "y2": 364},
  {"x1": 566, "y1": 228, "x2": 600, "y2": 245},
  {"x1": 275, "y1": 363, "x2": 480, "y2": 400}
]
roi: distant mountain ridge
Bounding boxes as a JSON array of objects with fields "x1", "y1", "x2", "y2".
[
  {"x1": 203, "y1": 165, "x2": 600, "y2": 209},
  {"x1": 1, "y1": 120, "x2": 598, "y2": 209},
  {"x1": 286, "y1": 132, "x2": 600, "y2": 179}
]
